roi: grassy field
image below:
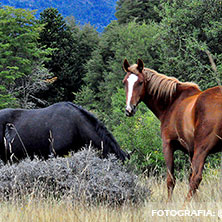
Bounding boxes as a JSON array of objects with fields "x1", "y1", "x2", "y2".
[{"x1": 0, "y1": 169, "x2": 221, "y2": 222}]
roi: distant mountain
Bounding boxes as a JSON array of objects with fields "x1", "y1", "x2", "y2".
[{"x1": 1, "y1": 0, "x2": 118, "y2": 32}]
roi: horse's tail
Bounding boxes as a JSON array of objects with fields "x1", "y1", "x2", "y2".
[{"x1": 0, "y1": 109, "x2": 15, "y2": 162}]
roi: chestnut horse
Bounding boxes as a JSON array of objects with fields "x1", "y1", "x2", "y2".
[{"x1": 123, "y1": 59, "x2": 222, "y2": 201}]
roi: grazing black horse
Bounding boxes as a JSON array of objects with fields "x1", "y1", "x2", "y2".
[{"x1": 0, "y1": 102, "x2": 129, "y2": 163}]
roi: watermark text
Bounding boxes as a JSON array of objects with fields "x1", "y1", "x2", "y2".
[{"x1": 152, "y1": 209, "x2": 222, "y2": 218}]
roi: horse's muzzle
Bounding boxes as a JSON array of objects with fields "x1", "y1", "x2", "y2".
[{"x1": 125, "y1": 105, "x2": 137, "y2": 117}]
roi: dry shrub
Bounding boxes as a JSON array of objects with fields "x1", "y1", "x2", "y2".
[{"x1": 0, "y1": 148, "x2": 150, "y2": 204}]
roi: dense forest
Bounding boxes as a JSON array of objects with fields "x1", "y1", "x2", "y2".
[
  {"x1": 1, "y1": 0, "x2": 222, "y2": 173},
  {"x1": 1, "y1": 0, "x2": 117, "y2": 32}
]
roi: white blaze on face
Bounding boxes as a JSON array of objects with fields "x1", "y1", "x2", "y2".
[{"x1": 126, "y1": 74, "x2": 138, "y2": 112}]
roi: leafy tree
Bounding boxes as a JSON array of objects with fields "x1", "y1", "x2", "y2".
[
  {"x1": 111, "y1": 88, "x2": 164, "y2": 174},
  {"x1": 115, "y1": 0, "x2": 161, "y2": 24},
  {"x1": 115, "y1": 0, "x2": 222, "y2": 89},
  {"x1": 16, "y1": 64, "x2": 53, "y2": 108},
  {"x1": 38, "y1": 9, "x2": 99, "y2": 103},
  {"x1": 66, "y1": 17, "x2": 100, "y2": 88},
  {"x1": 75, "y1": 21, "x2": 160, "y2": 123},
  {"x1": 74, "y1": 22, "x2": 121, "y2": 121},
  {"x1": 38, "y1": 8, "x2": 76, "y2": 102},
  {"x1": 0, "y1": 6, "x2": 49, "y2": 108},
  {"x1": 156, "y1": 0, "x2": 222, "y2": 89}
]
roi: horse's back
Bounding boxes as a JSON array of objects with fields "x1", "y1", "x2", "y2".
[
  {"x1": 196, "y1": 86, "x2": 222, "y2": 106},
  {"x1": 0, "y1": 102, "x2": 83, "y2": 160},
  {"x1": 194, "y1": 86, "x2": 222, "y2": 134}
]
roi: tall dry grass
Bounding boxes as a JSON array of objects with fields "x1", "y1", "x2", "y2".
[{"x1": 0, "y1": 168, "x2": 221, "y2": 222}]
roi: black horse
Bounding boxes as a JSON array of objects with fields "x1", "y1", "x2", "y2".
[{"x1": 0, "y1": 102, "x2": 129, "y2": 163}]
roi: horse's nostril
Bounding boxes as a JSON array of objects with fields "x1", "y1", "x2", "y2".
[
  {"x1": 125, "y1": 104, "x2": 137, "y2": 117},
  {"x1": 125, "y1": 109, "x2": 130, "y2": 116}
]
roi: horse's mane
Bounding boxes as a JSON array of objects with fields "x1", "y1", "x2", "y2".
[
  {"x1": 144, "y1": 68, "x2": 180, "y2": 101},
  {"x1": 66, "y1": 102, "x2": 124, "y2": 157},
  {"x1": 128, "y1": 65, "x2": 199, "y2": 101}
]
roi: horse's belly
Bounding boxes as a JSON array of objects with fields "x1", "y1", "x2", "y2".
[
  {"x1": 176, "y1": 98, "x2": 196, "y2": 151},
  {"x1": 180, "y1": 120, "x2": 194, "y2": 150}
]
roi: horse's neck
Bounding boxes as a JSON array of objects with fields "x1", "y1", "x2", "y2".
[
  {"x1": 143, "y1": 83, "x2": 201, "y2": 120},
  {"x1": 143, "y1": 95, "x2": 169, "y2": 120}
]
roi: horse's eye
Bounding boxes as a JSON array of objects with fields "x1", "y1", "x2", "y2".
[{"x1": 139, "y1": 81, "x2": 143, "y2": 86}]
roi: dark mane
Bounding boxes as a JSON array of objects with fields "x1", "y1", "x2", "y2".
[{"x1": 66, "y1": 102, "x2": 125, "y2": 158}]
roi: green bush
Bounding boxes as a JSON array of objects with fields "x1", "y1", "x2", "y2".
[{"x1": 111, "y1": 88, "x2": 164, "y2": 174}]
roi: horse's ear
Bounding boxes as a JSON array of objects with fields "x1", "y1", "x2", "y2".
[
  {"x1": 137, "y1": 59, "x2": 144, "y2": 73},
  {"x1": 123, "y1": 59, "x2": 130, "y2": 72}
]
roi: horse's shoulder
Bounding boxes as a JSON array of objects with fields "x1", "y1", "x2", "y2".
[
  {"x1": 51, "y1": 102, "x2": 93, "y2": 122},
  {"x1": 51, "y1": 102, "x2": 80, "y2": 110}
]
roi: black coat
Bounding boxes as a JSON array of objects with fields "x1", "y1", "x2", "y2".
[{"x1": 0, "y1": 102, "x2": 129, "y2": 163}]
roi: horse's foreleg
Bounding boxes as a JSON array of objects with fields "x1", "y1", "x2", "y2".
[{"x1": 163, "y1": 141, "x2": 175, "y2": 201}]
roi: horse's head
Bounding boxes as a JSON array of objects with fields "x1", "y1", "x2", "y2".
[{"x1": 122, "y1": 59, "x2": 146, "y2": 117}]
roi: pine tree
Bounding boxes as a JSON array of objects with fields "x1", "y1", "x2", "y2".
[
  {"x1": 157, "y1": 0, "x2": 222, "y2": 89},
  {"x1": 38, "y1": 8, "x2": 99, "y2": 103},
  {"x1": 0, "y1": 6, "x2": 49, "y2": 108},
  {"x1": 115, "y1": 0, "x2": 161, "y2": 24}
]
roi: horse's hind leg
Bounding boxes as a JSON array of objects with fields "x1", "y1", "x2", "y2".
[
  {"x1": 163, "y1": 140, "x2": 175, "y2": 201},
  {"x1": 186, "y1": 151, "x2": 207, "y2": 201},
  {"x1": 186, "y1": 136, "x2": 216, "y2": 201}
]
